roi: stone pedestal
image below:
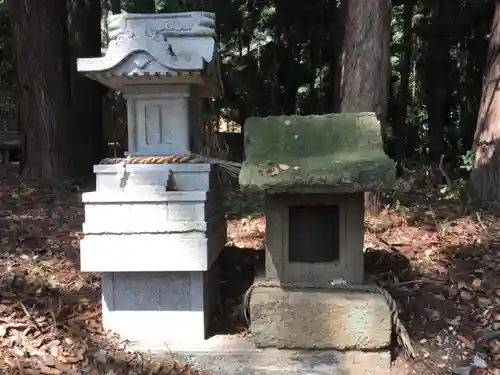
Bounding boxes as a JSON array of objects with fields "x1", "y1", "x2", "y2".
[
  {"x1": 80, "y1": 165, "x2": 226, "y2": 348},
  {"x1": 249, "y1": 286, "x2": 391, "y2": 350}
]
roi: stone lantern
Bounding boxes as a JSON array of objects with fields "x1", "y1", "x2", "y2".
[{"x1": 239, "y1": 113, "x2": 397, "y2": 374}]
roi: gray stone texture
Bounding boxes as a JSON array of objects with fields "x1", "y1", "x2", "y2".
[
  {"x1": 239, "y1": 112, "x2": 396, "y2": 193},
  {"x1": 264, "y1": 193, "x2": 365, "y2": 286},
  {"x1": 148, "y1": 335, "x2": 391, "y2": 375},
  {"x1": 249, "y1": 286, "x2": 392, "y2": 350}
]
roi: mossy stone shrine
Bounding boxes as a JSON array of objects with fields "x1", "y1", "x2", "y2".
[{"x1": 240, "y1": 113, "x2": 397, "y2": 369}]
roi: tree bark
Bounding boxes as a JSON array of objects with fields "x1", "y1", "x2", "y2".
[
  {"x1": 122, "y1": 0, "x2": 155, "y2": 13},
  {"x1": 396, "y1": 0, "x2": 413, "y2": 161},
  {"x1": 420, "y1": 0, "x2": 451, "y2": 163},
  {"x1": 338, "y1": 0, "x2": 391, "y2": 215},
  {"x1": 110, "y1": 0, "x2": 121, "y2": 13},
  {"x1": 8, "y1": 0, "x2": 74, "y2": 182},
  {"x1": 471, "y1": 2, "x2": 500, "y2": 202},
  {"x1": 68, "y1": 0, "x2": 105, "y2": 176}
]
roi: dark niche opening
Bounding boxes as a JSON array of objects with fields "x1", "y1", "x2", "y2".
[{"x1": 288, "y1": 204, "x2": 340, "y2": 263}]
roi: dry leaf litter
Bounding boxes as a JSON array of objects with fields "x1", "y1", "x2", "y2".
[{"x1": 1, "y1": 166, "x2": 500, "y2": 375}]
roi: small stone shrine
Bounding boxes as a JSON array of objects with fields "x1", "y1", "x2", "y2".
[
  {"x1": 239, "y1": 113, "x2": 398, "y2": 373},
  {"x1": 77, "y1": 12, "x2": 225, "y2": 349}
]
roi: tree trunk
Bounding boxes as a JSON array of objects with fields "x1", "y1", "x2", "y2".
[
  {"x1": 8, "y1": 0, "x2": 74, "y2": 182},
  {"x1": 110, "y1": 0, "x2": 121, "y2": 13},
  {"x1": 68, "y1": 0, "x2": 104, "y2": 177},
  {"x1": 421, "y1": 0, "x2": 451, "y2": 163},
  {"x1": 396, "y1": 0, "x2": 413, "y2": 161},
  {"x1": 471, "y1": 2, "x2": 500, "y2": 202},
  {"x1": 122, "y1": 0, "x2": 155, "y2": 13},
  {"x1": 338, "y1": 0, "x2": 391, "y2": 215}
]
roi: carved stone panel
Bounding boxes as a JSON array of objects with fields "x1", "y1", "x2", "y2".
[{"x1": 132, "y1": 97, "x2": 189, "y2": 155}]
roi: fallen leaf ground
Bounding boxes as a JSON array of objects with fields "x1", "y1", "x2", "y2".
[{"x1": 1, "y1": 165, "x2": 500, "y2": 374}]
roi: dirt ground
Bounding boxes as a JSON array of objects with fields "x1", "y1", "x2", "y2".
[{"x1": 0, "y1": 165, "x2": 499, "y2": 374}]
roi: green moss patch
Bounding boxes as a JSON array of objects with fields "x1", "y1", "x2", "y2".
[{"x1": 238, "y1": 112, "x2": 396, "y2": 193}]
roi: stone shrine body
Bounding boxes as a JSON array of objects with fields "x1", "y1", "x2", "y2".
[
  {"x1": 239, "y1": 113, "x2": 397, "y2": 374},
  {"x1": 77, "y1": 12, "x2": 225, "y2": 349}
]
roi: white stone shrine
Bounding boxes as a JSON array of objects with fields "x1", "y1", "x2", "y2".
[{"x1": 77, "y1": 12, "x2": 226, "y2": 349}]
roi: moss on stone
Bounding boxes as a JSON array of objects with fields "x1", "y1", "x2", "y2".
[{"x1": 238, "y1": 112, "x2": 396, "y2": 193}]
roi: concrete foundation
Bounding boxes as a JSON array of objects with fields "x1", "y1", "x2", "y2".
[{"x1": 146, "y1": 335, "x2": 391, "y2": 375}]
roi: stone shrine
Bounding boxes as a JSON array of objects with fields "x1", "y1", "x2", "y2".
[
  {"x1": 239, "y1": 113, "x2": 397, "y2": 373},
  {"x1": 77, "y1": 12, "x2": 225, "y2": 349}
]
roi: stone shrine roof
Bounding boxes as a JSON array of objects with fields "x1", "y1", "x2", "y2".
[
  {"x1": 238, "y1": 113, "x2": 396, "y2": 193},
  {"x1": 77, "y1": 12, "x2": 223, "y2": 97}
]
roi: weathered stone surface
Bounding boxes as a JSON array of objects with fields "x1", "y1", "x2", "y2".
[
  {"x1": 263, "y1": 193, "x2": 365, "y2": 286},
  {"x1": 239, "y1": 113, "x2": 396, "y2": 193},
  {"x1": 147, "y1": 335, "x2": 391, "y2": 375},
  {"x1": 249, "y1": 287, "x2": 391, "y2": 350}
]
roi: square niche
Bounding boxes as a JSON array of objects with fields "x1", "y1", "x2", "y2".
[
  {"x1": 264, "y1": 192, "x2": 365, "y2": 286},
  {"x1": 288, "y1": 204, "x2": 340, "y2": 263}
]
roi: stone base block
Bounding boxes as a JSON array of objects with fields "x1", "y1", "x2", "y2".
[
  {"x1": 80, "y1": 190, "x2": 226, "y2": 272},
  {"x1": 80, "y1": 218, "x2": 226, "y2": 272},
  {"x1": 94, "y1": 163, "x2": 218, "y2": 192},
  {"x1": 249, "y1": 287, "x2": 391, "y2": 350},
  {"x1": 145, "y1": 335, "x2": 391, "y2": 375},
  {"x1": 101, "y1": 265, "x2": 219, "y2": 348}
]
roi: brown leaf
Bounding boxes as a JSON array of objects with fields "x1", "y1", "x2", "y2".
[
  {"x1": 4, "y1": 356, "x2": 18, "y2": 369},
  {"x1": 0, "y1": 325, "x2": 7, "y2": 337},
  {"x1": 267, "y1": 167, "x2": 279, "y2": 176},
  {"x1": 58, "y1": 353, "x2": 83, "y2": 364},
  {"x1": 457, "y1": 334, "x2": 475, "y2": 349},
  {"x1": 460, "y1": 289, "x2": 474, "y2": 301},
  {"x1": 472, "y1": 278, "x2": 483, "y2": 289}
]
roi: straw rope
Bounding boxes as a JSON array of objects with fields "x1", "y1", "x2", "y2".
[{"x1": 243, "y1": 280, "x2": 417, "y2": 359}]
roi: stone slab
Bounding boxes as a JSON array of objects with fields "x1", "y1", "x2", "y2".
[
  {"x1": 239, "y1": 113, "x2": 396, "y2": 193},
  {"x1": 80, "y1": 217, "x2": 226, "y2": 272},
  {"x1": 83, "y1": 195, "x2": 220, "y2": 224},
  {"x1": 94, "y1": 163, "x2": 219, "y2": 192},
  {"x1": 144, "y1": 335, "x2": 391, "y2": 375},
  {"x1": 101, "y1": 263, "x2": 219, "y2": 347},
  {"x1": 249, "y1": 287, "x2": 391, "y2": 350},
  {"x1": 82, "y1": 190, "x2": 217, "y2": 204}
]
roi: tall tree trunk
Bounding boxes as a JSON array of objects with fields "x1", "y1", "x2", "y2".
[
  {"x1": 122, "y1": 0, "x2": 155, "y2": 13},
  {"x1": 338, "y1": 0, "x2": 391, "y2": 215},
  {"x1": 8, "y1": 0, "x2": 74, "y2": 182},
  {"x1": 471, "y1": 2, "x2": 500, "y2": 202},
  {"x1": 68, "y1": 0, "x2": 104, "y2": 177},
  {"x1": 332, "y1": 0, "x2": 347, "y2": 112},
  {"x1": 110, "y1": 0, "x2": 121, "y2": 13},
  {"x1": 396, "y1": 0, "x2": 413, "y2": 161},
  {"x1": 422, "y1": 0, "x2": 450, "y2": 163}
]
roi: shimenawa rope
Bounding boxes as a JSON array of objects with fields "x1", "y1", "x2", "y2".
[{"x1": 243, "y1": 280, "x2": 418, "y2": 359}]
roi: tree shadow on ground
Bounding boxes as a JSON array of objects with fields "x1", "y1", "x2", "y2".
[
  {"x1": 210, "y1": 246, "x2": 264, "y2": 335},
  {"x1": 366, "y1": 190, "x2": 500, "y2": 373}
]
